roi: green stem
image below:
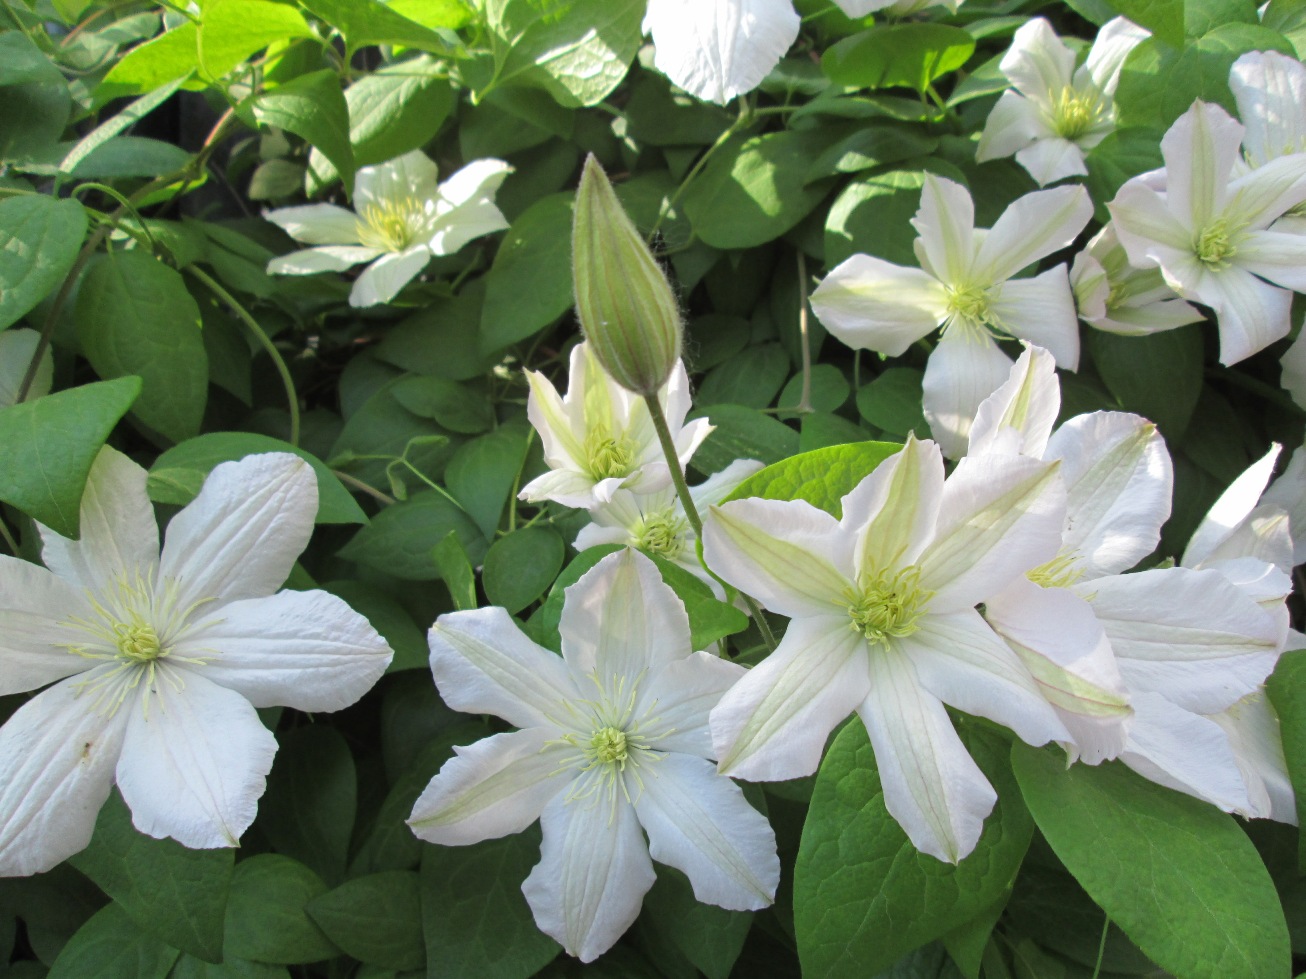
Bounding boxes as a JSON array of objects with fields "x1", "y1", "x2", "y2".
[
  {"x1": 1090, "y1": 915, "x2": 1110, "y2": 979},
  {"x1": 185, "y1": 265, "x2": 301, "y2": 447},
  {"x1": 648, "y1": 104, "x2": 753, "y2": 242},
  {"x1": 332, "y1": 469, "x2": 396, "y2": 506},
  {"x1": 643, "y1": 393, "x2": 778, "y2": 653}
]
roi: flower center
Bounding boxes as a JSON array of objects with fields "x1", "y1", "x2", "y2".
[
  {"x1": 1195, "y1": 220, "x2": 1237, "y2": 269},
  {"x1": 590, "y1": 726, "x2": 629, "y2": 766},
  {"x1": 356, "y1": 199, "x2": 425, "y2": 252},
  {"x1": 847, "y1": 567, "x2": 932, "y2": 643},
  {"x1": 114, "y1": 616, "x2": 164, "y2": 664},
  {"x1": 584, "y1": 427, "x2": 636, "y2": 481},
  {"x1": 635, "y1": 511, "x2": 685, "y2": 558},
  {"x1": 945, "y1": 284, "x2": 993, "y2": 328},
  {"x1": 1026, "y1": 553, "x2": 1083, "y2": 589},
  {"x1": 1050, "y1": 86, "x2": 1105, "y2": 141}
]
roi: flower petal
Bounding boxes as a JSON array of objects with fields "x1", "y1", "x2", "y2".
[
  {"x1": 264, "y1": 204, "x2": 362, "y2": 246},
  {"x1": 989, "y1": 267, "x2": 1081, "y2": 368},
  {"x1": 1230, "y1": 50, "x2": 1306, "y2": 169},
  {"x1": 1108, "y1": 179, "x2": 1197, "y2": 269},
  {"x1": 842, "y1": 435, "x2": 943, "y2": 575},
  {"x1": 1000, "y1": 19, "x2": 1075, "y2": 102},
  {"x1": 178, "y1": 589, "x2": 392, "y2": 711},
  {"x1": 0, "y1": 674, "x2": 128, "y2": 875},
  {"x1": 1197, "y1": 264, "x2": 1293, "y2": 366},
  {"x1": 1260, "y1": 445, "x2": 1306, "y2": 566},
  {"x1": 348, "y1": 246, "x2": 431, "y2": 307},
  {"x1": 922, "y1": 325, "x2": 1015, "y2": 459},
  {"x1": 967, "y1": 343, "x2": 1060, "y2": 459},
  {"x1": 634, "y1": 753, "x2": 778, "y2": 910},
  {"x1": 354, "y1": 150, "x2": 440, "y2": 211},
  {"x1": 857, "y1": 650, "x2": 997, "y2": 863},
  {"x1": 522, "y1": 791, "x2": 655, "y2": 963},
  {"x1": 976, "y1": 91, "x2": 1045, "y2": 163},
  {"x1": 429, "y1": 160, "x2": 512, "y2": 254},
  {"x1": 1085, "y1": 17, "x2": 1149, "y2": 95},
  {"x1": 267, "y1": 246, "x2": 381, "y2": 275},
  {"x1": 429, "y1": 606, "x2": 581, "y2": 730},
  {"x1": 1014, "y1": 137, "x2": 1089, "y2": 187},
  {"x1": 1234, "y1": 229, "x2": 1306, "y2": 293},
  {"x1": 810, "y1": 254, "x2": 946, "y2": 357},
  {"x1": 1082, "y1": 567, "x2": 1281, "y2": 713},
  {"x1": 116, "y1": 666, "x2": 277, "y2": 848},
  {"x1": 643, "y1": 0, "x2": 800, "y2": 105},
  {"x1": 560, "y1": 549, "x2": 692, "y2": 682},
  {"x1": 0, "y1": 556, "x2": 96, "y2": 694},
  {"x1": 1183, "y1": 444, "x2": 1280, "y2": 569},
  {"x1": 637, "y1": 651, "x2": 746, "y2": 757},
  {"x1": 39, "y1": 446, "x2": 158, "y2": 591},
  {"x1": 159, "y1": 453, "x2": 317, "y2": 608},
  {"x1": 1280, "y1": 325, "x2": 1306, "y2": 413},
  {"x1": 408, "y1": 727, "x2": 570, "y2": 844},
  {"x1": 1162, "y1": 100, "x2": 1242, "y2": 232},
  {"x1": 711, "y1": 616, "x2": 869, "y2": 780},
  {"x1": 913, "y1": 174, "x2": 976, "y2": 283},
  {"x1": 1046, "y1": 410, "x2": 1172, "y2": 578},
  {"x1": 974, "y1": 186, "x2": 1093, "y2": 284},
  {"x1": 1211, "y1": 691, "x2": 1296, "y2": 823}
]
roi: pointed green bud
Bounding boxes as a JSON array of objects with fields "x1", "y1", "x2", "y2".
[{"x1": 572, "y1": 154, "x2": 683, "y2": 396}]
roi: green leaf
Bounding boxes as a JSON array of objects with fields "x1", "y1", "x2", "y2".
[
  {"x1": 324, "y1": 579, "x2": 427, "y2": 671},
  {"x1": 0, "y1": 33, "x2": 72, "y2": 162},
  {"x1": 1263, "y1": 0, "x2": 1306, "y2": 57},
  {"x1": 69, "y1": 794, "x2": 231, "y2": 963},
  {"x1": 252, "y1": 70, "x2": 355, "y2": 192},
  {"x1": 856, "y1": 368, "x2": 929, "y2": 439},
  {"x1": 1106, "y1": 0, "x2": 1184, "y2": 47},
  {"x1": 645, "y1": 554, "x2": 750, "y2": 651},
  {"x1": 419, "y1": 830, "x2": 560, "y2": 979},
  {"x1": 725, "y1": 440, "x2": 902, "y2": 515},
  {"x1": 805, "y1": 125, "x2": 939, "y2": 182},
  {"x1": 298, "y1": 0, "x2": 459, "y2": 54},
  {"x1": 60, "y1": 79, "x2": 187, "y2": 176},
  {"x1": 432, "y1": 531, "x2": 479, "y2": 611},
  {"x1": 445, "y1": 424, "x2": 531, "y2": 538},
  {"x1": 822, "y1": 24, "x2": 976, "y2": 92},
  {"x1": 305, "y1": 871, "x2": 424, "y2": 970},
  {"x1": 374, "y1": 279, "x2": 499, "y2": 379},
  {"x1": 1266, "y1": 651, "x2": 1306, "y2": 861},
  {"x1": 391, "y1": 375, "x2": 494, "y2": 434},
  {"x1": 683, "y1": 131, "x2": 834, "y2": 249},
  {"x1": 697, "y1": 343, "x2": 791, "y2": 409},
  {"x1": 642, "y1": 868, "x2": 752, "y2": 979},
  {"x1": 48, "y1": 903, "x2": 179, "y2": 979},
  {"x1": 169, "y1": 955, "x2": 290, "y2": 979},
  {"x1": 1011, "y1": 744, "x2": 1291, "y2": 979},
  {"x1": 687, "y1": 405, "x2": 800, "y2": 475},
  {"x1": 258, "y1": 727, "x2": 357, "y2": 885},
  {"x1": 149, "y1": 432, "x2": 366, "y2": 524},
  {"x1": 0, "y1": 376, "x2": 141, "y2": 537},
  {"x1": 96, "y1": 24, "x2": 199, "y2": 103},
  {"x1": 824, "y1": 169, "x2": 928, "y2": 268},
  {"x1": 196, "y1": 0, "x2": 315, "y2": 82},
  {"x1": 67, "y1": 136, "x2": 192, "y2": 179},
  {"x1": 329, "y1": 378, "x2": 457, "y2": 489},
  {"x1": 341, "y1": 490, "x2": 488, "y2": 580},
  {"x1": 1084, "y1": 128, "x2": 1165, "y2": 220},
  {"x1": 1086, "y1": 325, "x2": 1203, "y2": 444},
  {"x1": 223, "y1": 855, "x2": 339, "y2": 965},
  {"x1": 0, "y1": 194, "x2": 87, "y2": 330},
  {"x1": 76, "y1": 250, "x2": 206, "y2": 443},
  {"x1": 387, "y1": 0, "x2": 473, "y2": 29},
  {"x1": 794, "y1": 725, "x2": 1033, "y2": 977},
  {"x1": 483, "y1": 526, "x2": 566, "y2": 614},
  {"x1": 480, "y1": 192, "x2": 575, "y2": 351}
]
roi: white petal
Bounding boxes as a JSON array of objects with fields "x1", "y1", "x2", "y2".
[
  {"x1": 0, "y1": 328, "x2": 51, "y2": 406},
  {"x1": 989, "y1": 267, "x2": 1081, "y2": 368},
  {"x1": 1211, "y1": 691, "x2": 1296, "y2": 823},
  {"x1": 1014, "y1": 137, "x2": 1089, "y2": 187},
  {"x1": 267, "y1": 245, "x2": 380, "y2": 275},
  {"x1": 1046, "y1": 411, "x2": 1173, "y2": 578},
  {"x1": 1235, "y1": 230, "x2": 1306, "y2": 292},
  {"x1": 348, "y1": 246, "x2": 431, "y2": 307},
  {"x1": 975, "y1": 186, "x2": 1093, "y2": 284},
  {"x1": 1122, "y1": 691, "x2": 1251, "y2": 814},
  {"x1": 428, "y1": 606, "x2": 581, "y2": 730},
  {"x1": 689, "y1": 459, "x2": 765, "y2": 508},
  {"x1": 1089, "y1": 295, "x2": 1206, "y2": 335},
  {"x1": 920, "y1": 452, "x2": 1066, "y2": 610},
  {"x1": 429, "y1": 159, "x2": 512, "y2": 254},
  {"x1": 354, "y1": 150, "x2": 440, "y2": 211},
  {"x1": 1162, "y1": 100, "x2": 1242, "y2": 231},
  {"x1": 1108, "y1": 180, "x2": 1197, "y2": 272},
  {"x1": 913, "y1": 174, "x2": 976, "y2": 284},
  {"x1": 634, "y1": 753, "x2": 778, "y2": 909},
  {"x1": 408, "y1": 728, "x2": 570, "y2": 844},
  {"x1": 264, "y1": 204, "x2": 362, "y2": 246},
  {"x1": 985, "y1": 578, "x2": 1130, "y2": 764},
  {"x1": 177, "y1": 589, "x2": 392, "y2": 711},
  {"x1": 1001, "y1": 19, "x2": 1075, "y2": 102},
  {"x1": 922, "y1": 326, "x2": 1015, "y2": 459},
  {"x1": 522, "y1": 791, "x2": 655, "y2": 963},
  {"x1": 1261, "y1": 445, "x2": 1306, "y2": 565},
  {"x1": 810, "y1": 254, "x2": 946, "y2": 357},
  {"x1": 1184, "y1": 444, "x2": 1280, "y2": 569},
  {"x1": 858, "y1": 651, "x2": 997, "y2": 864},
  {"x1": 1083, "y1": 567, "x2": 1281, "y2": 713},
  {"x1": 0, "y1": 556, "x2": 97, "y2": 694},
  {"x1": 643, "y1": 0, "x2": 800, "y2": 105},
  {"x1": 39, "y1": 446, "x2": 158, "y2": 591},
  {"x1": 560, "y1": 549, "x2": 692, "y2": 682},
  {"x1": 976, "y1": 91, "x2": 1046, "y2": 164},
  {"x1": 437, "y1": 159, "x2": 512, "y2": 209},
  {"x1": 519, "y1": 468, "x2": 601, "y2": 509},
  {"x1": 710, "y1": 617, "x2": 870, "y2": 780},
  {"x1": 636, "y1": 651, "x2": 746, "y2": 757},
  {"x1": 159, "y1": 453, "x2": 317, "y2": 608},
  {"x1": 1198, "y1": 264, "x2": 1293, "y2": 365},
  {"x1": 968, "y1": 343, "x2": 1060, "y2": 459},
  {"x1": 904, "y1": 609, "x2": 1071, "y2": 747},
  {"x1": 1231, "y1": 51, "x2": 1306, "y2": 167},
  {"x1": 1085, "y1": 17, "x2": 1150, "y2": 95},
  {"x1": 0, "y1": 674, "x2": 128, "y2": 876},
  {"x1": 703, "y1": 498, "x2": 852, "y2": 618},
  {"x1": 843, "y1": 435, "x2": 943, "y2": 575},
  {"x1": 116, "y1": 666, "x2": 277, "y2": 848}
]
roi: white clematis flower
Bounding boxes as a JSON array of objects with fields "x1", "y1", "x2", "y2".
[
  {"x1": 0, "y1": 328, "x2": 52, "y2": 407},
  {"x1": 408, "y1": 549, "x2": 779, "y2": 963},
  {"x1": 0, "y1": 448, "x2": 393, "y2": 876},
  {"x1": 1070, "y1": 224, "x2": 1205, "y2": 336},
  {"x1": 1108, "y1": 99, "x2": 1306, "y2": 365},
  {"x1": 977, "y1": 17, "x2": 1148, "y2": 186},
  {"x1": 519, "y1": 342, "x2": 713, "y2": 509},
  {"x1": 1230, "y1": 49, "x2": 1306, "y2": 237},
  {"x1": 810, "y1": 173, "x2": 1091, "y2": 457},
  {"x1": 575, "y1": 458, "x2": 763, "y2": 599},
  {"x1": 703, "y1": 435, "x2": 1073, "y2": 863},
  {"x1": 265, "y1": 151, "x2": 511, "y2": 307}
]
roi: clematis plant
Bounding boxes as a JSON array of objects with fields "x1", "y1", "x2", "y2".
[
  {"x1": 1069, "y1": 224, "x2": 1204, "y2": 336},
  {"x1": 810, "y1": 173, "x2": 1091, "y2": 457},
  {"x1": 519, "y1": 341, "x2": 712, "y2": 509},
  {"x1": 1108, "y1": 99, "x2": 1306, "y2": 365},
  {"x1": 0, "y1": 449, "x2": 393, "y2": 876},
  {"x1": 1229, "y1": 49, "x2": 1306, "y2": 234},
  {"x1": 265, "y1": 150, "x2": 511, "y2": 307},
  {"x1": 703, "y1": 435, "x2": 1072, "y2": 862},
  {"x1": 408, "y1": 549, "x2": 779, "y2": 962},
  {"x1": 976, "y1": 17, "x2": 1147, "y2": 186}
]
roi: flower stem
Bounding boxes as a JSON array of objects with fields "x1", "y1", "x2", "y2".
[
  {"x1": 184, "y1": 265, "x2": 301, "y2": 448},
  {"x1": 642, "y1": 393, "x2": 778, "y2": 653}
]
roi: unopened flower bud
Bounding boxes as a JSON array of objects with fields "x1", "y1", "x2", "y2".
[{"x1": 572, "y1": 154, "x2": 683, "y2": 396}]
